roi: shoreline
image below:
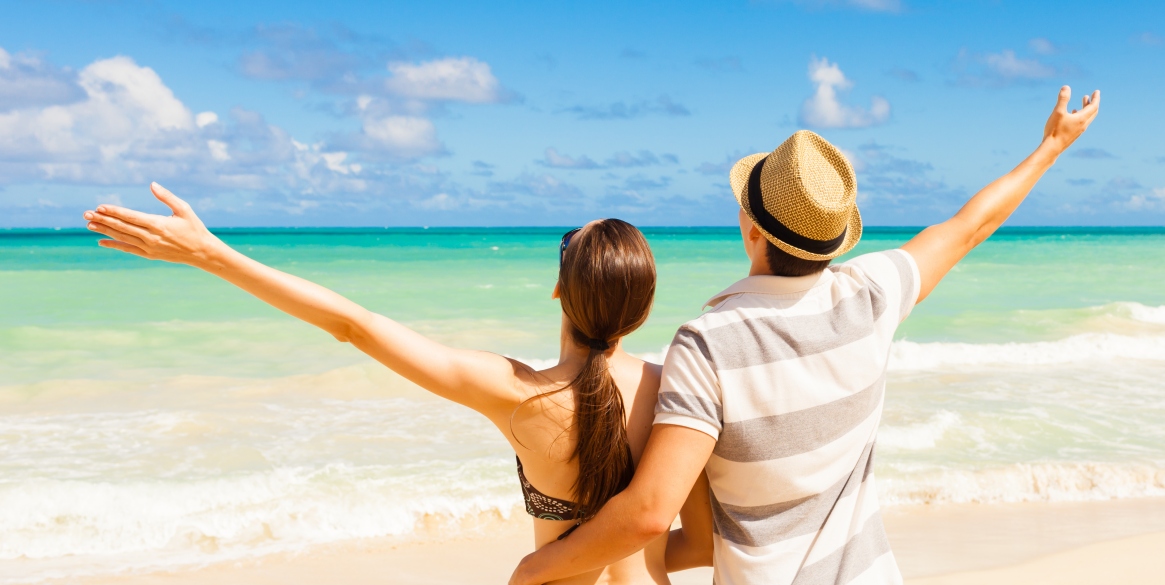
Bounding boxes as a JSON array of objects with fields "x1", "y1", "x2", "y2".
[{"x1": 28, "y1": 497, "x2": 1165, "y2": 585}]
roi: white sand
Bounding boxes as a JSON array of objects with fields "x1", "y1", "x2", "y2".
[{"x1": 64, "y1": 498, "x2": 1165, "y2": 584}]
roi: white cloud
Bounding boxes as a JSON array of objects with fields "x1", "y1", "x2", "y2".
[
  {"x1": 0, "y1": 55, "x2": 194, "y2": 173},
  {"x1": 414, "y1": 192, "x2": 456, "y2": 210},
  {"x1": 984, "y1": 50, "x2": 1055, "y2": 79},
  {"x1": 845, "y1": 0, "x2": 900, "y2": 11},
  {"x1": 384, "y1": 57, "x2": 501, "y2": 103},
  {"x1": 1136, "y1": 32, "x2": 1162, "y2": 46},
  {"x1": 195, "y1": 111, "x2": 219, "y2": 127},
  {"x1": 1028, "y1": 38, "x2": 1058, "y2": 55},
  {"x1": 490, "y1": 173, "x2": 583, "y2": 200},
  {"x1": 799, "y1": 56, "x2": 890, "y2": 129},
  {"x1": 0, "y1": 48, "x2": 87, "y2": 111},
  {"x1": 781, "y1": 0, "x2": 901, "y2": 12},
  {"x1": 360, "y1": 115, "x2": 441, "y2": 157},
  {"x1": 81, "y1": 56, "x2": 193, "y2": 131},
  {"x1": 1124, "y1": 189, "x2": 1165, "y2": 210},
  {"x1": 206, "y1": 139, "x2": 230, "y2": 161},
  {"x1": 607, "y1": 150, "x2": 671, "y2": 167},
  {"x1": 543, "y1": 147, "x2": 600, "y2": 169},
  {"x1": 0, "y1": 49, "x2": 366, "y2": 194},
  {"x1": 321, "y1": 151, "x2": 360, "y2": 175}
]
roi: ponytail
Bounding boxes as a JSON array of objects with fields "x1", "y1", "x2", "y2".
[{"x1": 567, "y1": 330, "x2": 635, "y2": 517}]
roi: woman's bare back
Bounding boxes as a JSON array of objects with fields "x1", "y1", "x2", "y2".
[{"x1": 498, "y1": 349, "x2": 669, "y2": 585}]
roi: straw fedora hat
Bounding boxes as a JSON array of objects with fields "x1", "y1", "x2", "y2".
[{"x1": 730, "y1": 130, "x2": 862, "y2": 261}]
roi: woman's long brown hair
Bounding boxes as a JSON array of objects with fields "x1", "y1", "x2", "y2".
[{"x1": 556, "y1": 219, "x2": 656, "y2": 518}]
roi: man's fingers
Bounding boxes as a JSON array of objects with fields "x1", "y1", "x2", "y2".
[
  {"x1": 151, "y1": 182, "x2": 193, "y2": 218},
  {"x1": 1054, "y1": 85, "x2": 1071, "y2": 113},
  {"x1": 87, "y1": 221, "x2": 147, "y2": 248},
  {"x1": 94, "y1": 204, "x2": 161, "y2": 231},
  {"x1": 1077, "y1": 90, "x2": 1101, "y2": 123},
  {"x1": 1085, "y1": 90, "x2": 1101, "y2": 113},
  {"x1": 98, "y1": 238, "x2": 148, "y2": 258}
]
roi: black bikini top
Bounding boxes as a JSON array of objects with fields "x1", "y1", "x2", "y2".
[
  {"x1": 516, "y1": 456, "x2": 586, "y2": 539},
  {"x1": 516, "y1": 456, "x2": 585, "y2": 520},
  {"x1": 514, "y1": 449, "x2": 633, "y2": 540}
]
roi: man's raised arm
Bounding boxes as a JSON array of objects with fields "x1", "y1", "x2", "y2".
[
  {"x1": 902, "y1": 86, "x2": 1100, "y2": 303},
  {"x1": 508, "y1": 424, "x2": 717, "y2": 585}
]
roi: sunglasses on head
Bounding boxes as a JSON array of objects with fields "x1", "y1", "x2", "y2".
[{"x1": 559, "y1": 227, "x2": 581, "y2": 265}]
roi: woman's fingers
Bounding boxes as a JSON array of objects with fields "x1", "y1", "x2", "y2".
[
  {"x1": 151, "y1": 182, "x2": 193, "y2": 219},
  {"x1": 87, "y1": 220, "x2": 147, "y2": 248},
  {"x1": 84, "y1": 211, "x2": 152, "y2": 241},
  {"x1": 98, "y1": 238, "x2": 148, "y2": 258},
  {"x1": 95, "y1": 204, "x2": 161, "y2": 231}
]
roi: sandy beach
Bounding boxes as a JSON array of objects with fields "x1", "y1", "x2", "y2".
[{"x1": 46, "y1": 497, "x2": 1164, "y2": 584}]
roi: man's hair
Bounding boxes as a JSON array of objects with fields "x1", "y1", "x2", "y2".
[{"x1": 765, "y1": 240, "x2": 831, "y2": 277}]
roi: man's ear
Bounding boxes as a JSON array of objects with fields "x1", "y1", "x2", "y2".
[
  {"x1": 747, "y1": 222, "x2": 765, "y2": 244},
  {"x1": 552, "y1": 281, "x2": 561, "y2": 299}
]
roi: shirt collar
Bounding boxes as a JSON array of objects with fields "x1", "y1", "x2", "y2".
[{"x1": 704, "y1": 270, "x2": 834, "y2": 308}]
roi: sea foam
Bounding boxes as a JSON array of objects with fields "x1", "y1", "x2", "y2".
[
  {"x1": 0, "y1": 462, "x2": 523, "y2": 583},
  {"x1": 888, "y1": 332, "x2": 1165, "y2": 371},
  {"x1": 879, "y1": 461, "x2": 1165, "y2": 505}
]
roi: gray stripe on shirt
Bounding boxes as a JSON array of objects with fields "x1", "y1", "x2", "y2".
[
  {"x1": 710, "y1": 442, "x2": 877, "y2": 547},
  {"x1": 790, "y1": 512, "x2": 894, "y2": 585},
  {"x1": 700, "y1": 288, "x2": 887, "y2": 371},
  {"x1": 673, "y1": 326, "x2": 714, "y2": 364},
  {"x1": 656, "y1": 392, "x2": 723, "y2": 431},
  {"x1": 714, "y1": 376, "x2": 885, "y2": 462}
]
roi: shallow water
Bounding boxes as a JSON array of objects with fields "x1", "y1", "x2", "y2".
[{"x1": 2, "y1": 227, "x2": 1164, "y2": 582}]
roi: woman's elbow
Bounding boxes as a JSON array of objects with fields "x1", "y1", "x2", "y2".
[
  {"x1": 331, "y1": 311, "x2": 376, "y2": 344},
  {"x1": 326, "y1": 321, "x2": 355, "y2": 343}
]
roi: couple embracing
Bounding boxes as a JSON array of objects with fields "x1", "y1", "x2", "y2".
[{"x1": 83, "y1": 87, "x2": 1099, "y2": 584}]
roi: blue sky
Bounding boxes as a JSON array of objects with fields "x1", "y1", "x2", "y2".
[{"x1": 0, "y1": 0, "x2": 1161, "y2": 227}]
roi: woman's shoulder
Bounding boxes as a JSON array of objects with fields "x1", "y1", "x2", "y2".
[{"x1": 612, "y1": 353, "x2": 662, "y2": 396}]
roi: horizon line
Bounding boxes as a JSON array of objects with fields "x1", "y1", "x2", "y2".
[{"x1": 5, "y1": 225, "x2": 1165, "y2": 232}]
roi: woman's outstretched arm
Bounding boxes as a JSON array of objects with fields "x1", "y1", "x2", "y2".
[{"x1": 84, "y1": 183, "x2": 527, "y2": 419}]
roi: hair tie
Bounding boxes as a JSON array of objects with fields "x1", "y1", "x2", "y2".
[{"x1": 587, "y1": 338, "x2": 610, "y2": 351}]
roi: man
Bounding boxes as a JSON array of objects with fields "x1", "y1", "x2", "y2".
[{"x1": 510, "y1": 86, "x2": 1100, "y2": 585}]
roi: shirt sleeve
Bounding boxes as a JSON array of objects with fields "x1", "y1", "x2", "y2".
[
  {"x1": 653, "y1": 325, "x2": 724, "y2": 440},
  {"x1": 840, "y1": 249, "x2": 922, "y2": 323}
]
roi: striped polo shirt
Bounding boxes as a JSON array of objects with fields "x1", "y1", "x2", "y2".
[{"x1": 655, "y1": 249, "x2": 919, "y2": 585}]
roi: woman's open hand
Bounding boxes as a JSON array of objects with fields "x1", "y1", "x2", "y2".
[{"x1": 84, "y1": 182, "x2": 224, "y2": 268}]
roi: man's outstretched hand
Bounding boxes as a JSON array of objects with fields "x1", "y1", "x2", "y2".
[
  {"x1": 1042, "y1": 86, "x2": 1100, "y2": 155},
  {"x1": 83, "y1": 182, "x2": 224, "y2": 268},
  {"x1": 903, "y1": 84, "x2": 1101, "y2": 304}
]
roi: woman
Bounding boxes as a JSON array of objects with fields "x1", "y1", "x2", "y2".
[{"x1": 82, "y1": 183, "x2": 713, "y2": 584}]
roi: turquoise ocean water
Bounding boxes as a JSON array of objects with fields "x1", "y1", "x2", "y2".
[{"x1": 2, "y1": 227, "x2": 1165, "y2": 581}]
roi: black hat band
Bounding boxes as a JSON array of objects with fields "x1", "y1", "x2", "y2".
[{"x1": 747, "y1": 157, "x2": 848, "y2": 256}]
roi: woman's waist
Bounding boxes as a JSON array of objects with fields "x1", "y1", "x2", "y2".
[{"x1": 534, "y1": 523, "x2": 668, "y2": 585}]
